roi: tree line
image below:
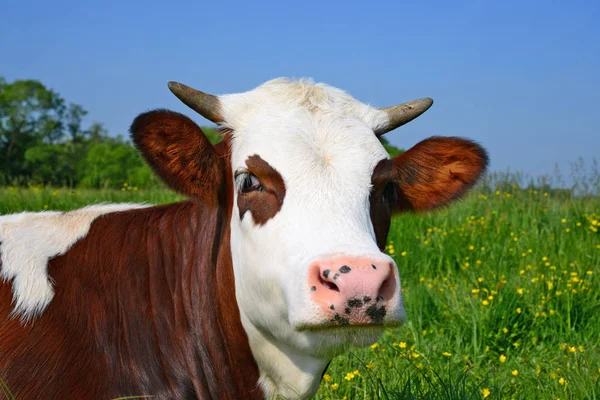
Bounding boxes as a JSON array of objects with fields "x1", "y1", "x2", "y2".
[{"x1": 0, "y1": 77, "x2": 402, "y2": 189}]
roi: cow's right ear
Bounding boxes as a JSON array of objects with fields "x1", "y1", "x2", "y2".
[{"x1": 130, "y1": 109, "x2": 224, "y2": 200}]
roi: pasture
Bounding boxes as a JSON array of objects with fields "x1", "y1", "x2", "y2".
[{"x1": 0, "y1": 183, "x2": 598, "y2": 399}]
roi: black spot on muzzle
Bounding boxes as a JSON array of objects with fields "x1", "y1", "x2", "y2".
[
  {"x1": 348, "y1": 298, "x2": 363, "y2": 308},
  {"x1": 339, "y1": 265, "x2": 351, "y2": 273},
  {"x1": 365, "y1": 304, "x2": 386, "y2": 324}
]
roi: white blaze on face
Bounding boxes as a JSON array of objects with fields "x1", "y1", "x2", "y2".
[
  {"x1": 0, "y1": 203, "x2": 147, "y2": 321},
  {"x1": 224, "y1": 79, "x2": 403, "y2": 356}
]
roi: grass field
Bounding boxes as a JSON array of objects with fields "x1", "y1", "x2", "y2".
[{"x1": 0, "y1": 184, "x2": 598, "y2": 399}]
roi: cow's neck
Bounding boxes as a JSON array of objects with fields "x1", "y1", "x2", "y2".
[
  {"x1": 64, "y1": 200, "x2": 263, "y2": 399},
  {"x1": 239, "y1": 313, "x2": 330, "y2": 399},
  {"x1": 169, "y1": 200, "x2": 264, "y2": 399}
]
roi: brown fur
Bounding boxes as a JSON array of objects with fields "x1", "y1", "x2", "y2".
[
  {"x1": 369, "y1": 182, "x2": 393, "y2": 250},
  {"x1": 237, "y1": 155, "x2": 287, "y2": 226},
  {"x1": 372, "y1": 136, "x2": 488, "y2": 213}
]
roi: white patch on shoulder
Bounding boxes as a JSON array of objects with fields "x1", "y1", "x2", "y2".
[{"x1": 0, "y1": 203, "x2": 148, "y2": 321}]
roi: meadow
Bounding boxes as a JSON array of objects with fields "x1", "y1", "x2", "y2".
[{"x1": 0, "y1": 182, "x2": 598, "y2": 399}]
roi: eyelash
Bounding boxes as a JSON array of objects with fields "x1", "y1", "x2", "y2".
[{"x1": 236, "y1": 172, "x2": 263, "y2": 193}]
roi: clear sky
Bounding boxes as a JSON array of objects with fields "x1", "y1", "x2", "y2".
[{"x1": 2, "y1": 0, "x2": 598, "y2": 177}]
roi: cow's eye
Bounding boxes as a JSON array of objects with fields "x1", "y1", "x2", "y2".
[{"x1": 241, "y1": 173, "x2": 262, "y2": 193}]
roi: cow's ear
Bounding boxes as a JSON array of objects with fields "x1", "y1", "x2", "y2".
[
  {"x1": 377, "y1": 137, "x2": 488, "y2": 212},
  {"x1": 130, "y1": 109, "x2": 224, "y2": 200}
]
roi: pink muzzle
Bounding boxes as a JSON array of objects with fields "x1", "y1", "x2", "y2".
[{"x1": 308, "y1": 256, "x2": 397, "y2": 325}]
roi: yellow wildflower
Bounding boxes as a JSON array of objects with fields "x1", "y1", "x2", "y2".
[
  {"x1": 512, "y1": 369, "x2": 519, "y2": 376},
  {"x1": 482, "y1": 388, "x2": 491, "y2": 398},
  {"x1": 499, "y1": 354, "x2": 507, "y2": 363}
]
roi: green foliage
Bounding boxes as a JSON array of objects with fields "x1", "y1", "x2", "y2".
[
  {"x1": 24, "y1": 144, "x2": 75, "y2": 184},
  {"x1": 380, "y1": 136, "x2": 404, "y2": 158},
  {"x1": 79, "y1": 141, "x2": 149, "y2": 188},
  {"x1": 202, "y1": 126, "x2": 222, "y2": 145},
  {"x1": 0, "y1": 77, "x2": 97, "y2": 185}
]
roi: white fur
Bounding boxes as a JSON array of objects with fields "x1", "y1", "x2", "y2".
[
  {"x1": 223, "y1": 78, "x2": 405, "y2": 398},
  {"x1": 0, "y1": 203, "x2": 147, "y2": 320}
]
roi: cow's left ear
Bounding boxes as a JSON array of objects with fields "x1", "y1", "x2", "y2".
[
  {"x1": 375, "y1": 137, "x2": 488, "y2": 212},
  {"x1": 130, "y1": 109, "x2": 224, "y2": 200}
]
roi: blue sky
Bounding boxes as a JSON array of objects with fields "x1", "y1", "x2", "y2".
[{"x1": 2, "y1": 0, "x2": 599, "y2": 177}]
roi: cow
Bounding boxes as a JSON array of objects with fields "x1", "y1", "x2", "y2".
[{"x1": 0, "y1": 78, "x2": 488, "y2": 399}]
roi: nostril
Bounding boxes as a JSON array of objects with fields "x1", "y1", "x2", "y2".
[
  {"x1": 319, "y1": 274, "x2": 340, "y2": 292},
  {"x1": 377, "y1": 265, "x2": 397, "y2": 301}
]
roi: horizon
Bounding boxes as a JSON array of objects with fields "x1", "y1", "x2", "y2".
[{"x1": 2, "y1": 0, "x2": 598, "y2": 179}]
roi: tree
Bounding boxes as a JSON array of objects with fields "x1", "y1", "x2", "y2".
[
  {"x1": 0, "y1": 79, "x2": 67, "y2": 179},
  {"x1": 79, "y1": 138, "x2": 160, "y2": 188},
  {"x1": 24, "y1": 144, "x2": 75, "y2": 185},
  {"x1": 0, "y1": 78, "x2": 107, "y2": 185}
]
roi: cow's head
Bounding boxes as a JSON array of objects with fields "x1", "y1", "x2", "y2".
[{"x1": 131, "y1": 78, "x2": 487, "y2": 395}]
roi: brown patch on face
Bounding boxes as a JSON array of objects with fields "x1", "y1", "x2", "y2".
[
  {"x1": 237, "y1": 155, "x2": 286, "y2": 226},
  {"x1": 371, "y1": 136, "x2": 488, "y2": 214},
  {"x1": 130, "y1": 109, "x2": 224, "y2": 201},
  {"x1": 369, "y1": 174, "x2": 393, "y2": 250}
]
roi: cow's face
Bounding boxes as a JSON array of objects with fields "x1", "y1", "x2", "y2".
[
  {"x1": 220, "y1": 80, "x2": 404, "y2": 356},
  {"x1": 131, "y1": 78, "x2": 488, "y2": 361}
]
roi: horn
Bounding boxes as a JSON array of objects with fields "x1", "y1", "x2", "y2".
[
  {"x1": 375, "y1": 97, "x2": 434, "y2": 136},
  {"x1": 167, "y1": 81, "x2": 223, "y2": 123}
]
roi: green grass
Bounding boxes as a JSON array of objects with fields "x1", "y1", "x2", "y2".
[
  {"x1": 316, "y1": 189, "x2": 600, "y2": 400},
  {"x1": 0, "y1": 184, "x2": 183, "y2": 214},
  {"x1": 0, "y1": 185, "x2": 598, "y2": 399}
]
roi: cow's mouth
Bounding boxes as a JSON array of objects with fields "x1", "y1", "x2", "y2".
[{"x1": 295, "y1": 319, "x2": 402, "y2": 332}]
